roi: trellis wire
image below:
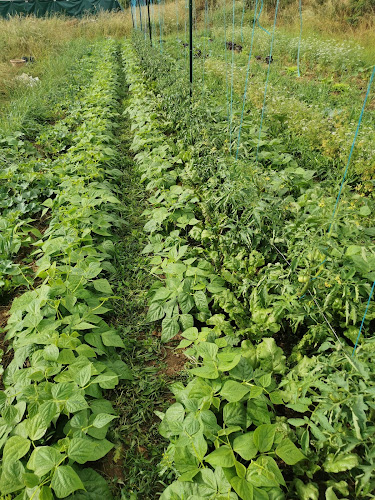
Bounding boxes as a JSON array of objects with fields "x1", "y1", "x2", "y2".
[
  {"x1": 297, "y1": 66, "x2": 374, "y2": 301},
  {"x1": 236, "y1": 0, "x2": 259, "y2": 160},
  {"x1": 256, "y1": 0, "x2": 270, "y2": 35},
  {"x1": 255, "y1": 0, "x2": 280, "y2": 162},
  {"x1": 228, "y1": 0, "x2": 236, "y2": 151},
  {"x1": 353, "y1": 281, "x2": 375, "y2": 355},
  {"x1": 327, "y1": 65, "x2": 375, "y2": 235},
  {"x1": 297, "y1": 0, "x2": 302, "y2": 77},
  {"x1": 269, "y1": 239, "x2": 360, "y2": 373}
]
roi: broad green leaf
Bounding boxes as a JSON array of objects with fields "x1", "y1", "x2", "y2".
[
  {"x1": 224, "y1": 402, "x2": 247, "y2": 428},
  {"x1": 190, "y1": 361, "x2": 219, "y2": 379},
  {"x1": 3, "y1": 436, "x2": 30, "y2": 464},
  {"x1": 269, "y1": 390, "x2": 283, "y2": 405},
  {"x1": 146, "y1": 302, "x2": 165, "y2": 322},
  {"x1": 3, "y1": 405, "x2": 18, "y2": 425},
  {"x1": 205, "y1": 445, "x2": 235, "y2": 468},
  {"x1": 66, "y1": 394, "x2": 89, "y2": 413},
  {"x1": 248, "y1": 386, "x2": 264, "y2": 399},
  {"x1": 287, "y1": 418, "x2": 306, "y2": 427},
  {"x1": 161, "y1": 317, "x2": 180, "y2": 342},
  {"x1": 247, "y1": 399, "x2": 271, "y2": 425},
  {"x1": 253, "y1": 424, "x2": 276, "y2": 453},
  {"x1": 256, "y1": 338, "x2": 285, "y2": 375},
  {"x1": 0, "y1": 460, "x2": 25, "y2": 495},
  {"x1": 294, "y1": 479, "x2": 319, "y2": 500},
  {"x1": 178, "y1": 314, "x2": 194, "y2": 332},
  {"x1": 197, "y1": 342, "x2": 218, "y2": 360},
  {"x1": 233, "y1": 432, "x2": 258, "y2": 461},
  {"x1": 76, "y1": 344, "x2": 97, "y2": 358},
  {"x1": 326, "y1": 487, "x2": 339, "y2": 500},
  {"x1": 192, "y1": 431, "x2": 208, "y2": 461},
  {"x1": 323, "y1": 453, "x2": 359, "y2": 473},
  {"x1": 44, "y1": 344, "x2": 59, "y2": 361},
  {"x1": 51, "y1": 465, "x2": 85, "y2": 498},
  {"x1": 217, "y1": 352, "x2": 242, "y2": 372},
  {"x1": 246, "y1": 458, "x2": 279, "y2": 488},
  {"x1": 26, "y1": 414, "x2": 48, "y2": 441},
  {"x1": 27, "y1": 446, "x2": 63, "y2": 476},
  {"x1": 77, "y1": 365, "x2": 92, "y2": 388},
  {"x1": 276, "y1": 438, "x2": 305, "y2": 465},
  {"x1": 178, "y1": 292, "x2": 195, "y2": 314},
  {"x1": 230, "y1": 357, "x2": 254, "y2": 381},
  {"x1": 92, "y1": 413, "x2": 118, "y2": 428},
  {"x1": 39, "y1": 401, "x2": 58, "y2": 423},
  {"x1": 101, "y1": 331, "x2": 125, "y2": 348},
  {"x1": 85, "y1": 439, "x2": 114, "y2": 462},
  {"x1": 39, "y1": 486, "x2": 54, "y2": 500},
  {"x1": 194, "y1": 291, "x2": 210, "y2": 312},
  {"x1": 66, "y1": 468, "x2": 114, "y2": 499},
  {"x1": 220, "y1": 381, "x2": 251, "y2": 403},
  {"x1": 93, "y1": 279, "x2": 113, "y2": 295},
  {"x1": 23, "y1": 472, "x2": 39, "y2": 488},
  {"x1": 51, "y1": 383, "x2": 75, "y2": 401},
  {"x1": 67, "y1": 438, "x2": 98, "y2": 464},
  {"x1": 57, "y1": 349, "x2": 77, "y2": 364},
  {"x1": 231, "y1": 476, "x2": 254, "y2": 500},
  {"x1": 359, "y1": 206, "x2": 371, "y2": 216},
  {"x1": 235, "y1": 460, "x2": 247, "y2": 479},
  {"x1": 164, "y1": 403, "x2": 185, "y2": 434},
  {"x1": 94, "y1": 372, "x2": 119, "y2": 389}
]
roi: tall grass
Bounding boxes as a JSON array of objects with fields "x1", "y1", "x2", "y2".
[
  {"x1": 0, "y1": 12, "x2": 133, "y2": 106},
  {"x1": 0, "y1": 12, "x2": 132, "y2": 64}
]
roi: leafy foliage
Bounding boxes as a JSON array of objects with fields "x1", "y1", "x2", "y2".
[
  {"x1": 0, "y1": 41, "x2": 130, "y2": 499},
  {"x1": 125, "y1": 36, "x2": 375, "y2": 499}
]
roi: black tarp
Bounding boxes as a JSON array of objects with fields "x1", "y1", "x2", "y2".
[{"x1": 0, "y1": 0, "x2": 122, "y2": 18}]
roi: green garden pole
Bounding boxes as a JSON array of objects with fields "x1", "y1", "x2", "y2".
[{"x1": 146, "y1": 0, "x2": 152, "y2": 45}]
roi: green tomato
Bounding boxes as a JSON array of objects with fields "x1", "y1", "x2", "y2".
[{"x1": 298, "y1": 274, "x2": 309, "y2": 283}]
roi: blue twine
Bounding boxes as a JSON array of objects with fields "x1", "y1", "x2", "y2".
[
  {"x1": 297, "y1": 0, "x2": 302, "y2": 77},
  {"x1": 133, "y1": 0, "x2": 138, "y2": 28},
  {"x1": 236, "y1": 0, "x2": 260, "y2": 160},
  {"x1": 352, "y1": 281, "x2": 375, "y2": 356},
  {"x1": 299, "y1": 67, "x2": 375, "y2": 328},
  {"x1": 240, "y1": 0, "x2": 246, "y2": 43},
  {"x1": 255, "y1": 0, "x2": 280, "y2": 162},
  {"x1": 256, "y1": 0, "x2": 271, "y2": 36},
  {"x1": 328, "y1": 66, "x2": 375, "y2": 235},
  {"x1": 229, "y1": 0, "x2": 236, "y2": 151}
]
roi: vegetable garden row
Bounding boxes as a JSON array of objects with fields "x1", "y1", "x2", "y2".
[{"x1": 0, "y1": 33, "x2": 374, "y2": 500}]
